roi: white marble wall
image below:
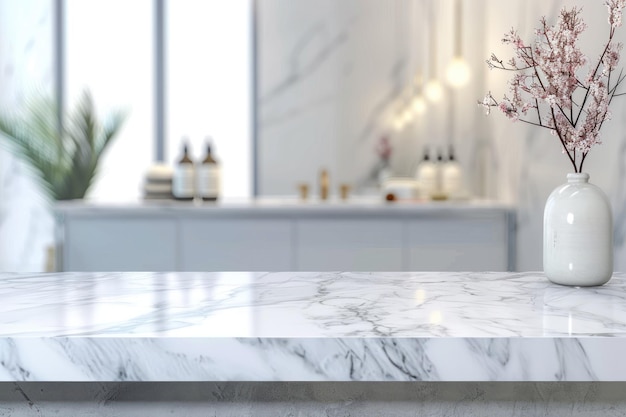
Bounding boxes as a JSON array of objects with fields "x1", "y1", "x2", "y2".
[
  {"x1": 258, "y1": 0, "x2": 626, "y2": 271},
  {"x1": 257, "y1": 0, "x2": 485, "y2": 195},
  {"x1": 0, "y1": 0, "x2": 55, "y2": 272}
]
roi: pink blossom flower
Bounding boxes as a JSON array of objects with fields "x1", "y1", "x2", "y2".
[
  {"x1": 606, "y1": 0, "x2": 626, "y2": 28},
  {"x1": 498, "y1": 97, "x2": 519, "y2": 121},
  {"x1": 481, "y1": 4, "x2": 626, "y2": 173},
  {"x1": 478, "y1": 92, "x2": 495, "y2": 115},
  {"x1": 376, "y1": 136, "x2": 392, "y2": 161}
]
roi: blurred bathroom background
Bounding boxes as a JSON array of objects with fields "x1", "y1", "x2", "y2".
[{"x1": 2, "y1": 0, "x2": 626, "y2": 272}]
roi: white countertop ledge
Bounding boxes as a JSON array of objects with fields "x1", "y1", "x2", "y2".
[
  {"x1": 1, "y1": 271, "x2": 625, "y2": 382},
  {"x1": 53, "y1": 198, "x2": 514, "y2": 217}
]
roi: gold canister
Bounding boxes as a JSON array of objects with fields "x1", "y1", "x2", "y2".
[
  {"x1": 339, "y1": 184, "x2": 350, "y2": 200},
  {"x1": 298, "y1": 183, "x2": 309, "y2": 200},
  {"x1": 320, "y1": 169, "x2": 329, "y2": 200}
]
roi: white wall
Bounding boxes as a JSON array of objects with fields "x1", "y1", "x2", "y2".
[
  {"x1": 0, "y1": 0, "x2": 55, "y2": 272},
  {"x1": 256, "y1": 0, "x2": 487, "y2": 197}
]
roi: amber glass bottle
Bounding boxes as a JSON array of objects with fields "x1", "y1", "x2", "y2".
[
  {"x1": 197, "y1": 140, "x2": 220, "y2": 201},
  {"x1": 172, "y1": 141, "x2": 195, "y2": 201}
]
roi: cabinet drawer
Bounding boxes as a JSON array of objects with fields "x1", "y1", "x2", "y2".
[
  {"x1": 180, "y1": 219, "x2": 293, "y2": 271},
  {"x1": 408, "y1": 214, "x2": 509, "y2": 271},
  {"x1": 64, "y1": 218, "x2": 177, "y2": 271},
  {"x1": 295, "y1": 219, "x2": 404, "y2": 271}
]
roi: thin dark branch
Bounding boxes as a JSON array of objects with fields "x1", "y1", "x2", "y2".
[
  {"x1": 495, "y1": 65, "x2": 535, "y2": 72},
  {"x1": 609, "y1": 69, "x2": 626, "y2": 95},
  {"x1": 579, "y1": 151, "x2": 589, "y2": 173},
  {"x1": 551, "y1": 107, "x2": 577, "y2": 172},
  {"x1": 534, "y1": 97, "x2": 543, "y2": 126},
  {"x1": 575, "y1": 37, "x2": 614, "y2": 126},
  {"x1": 516, "y1": 118, "x2": 550, "y2": 129}
]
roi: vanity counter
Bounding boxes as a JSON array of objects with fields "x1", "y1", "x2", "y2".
[
  {"x1": 1, "y1": 271, "x2": 625, "y2": 382},
  {"x1": 54, "y1": 200, "x2": 516, "y2": 272},
  {"x1": 55, "y1": 197, "x2": 512, "y2": 217}
]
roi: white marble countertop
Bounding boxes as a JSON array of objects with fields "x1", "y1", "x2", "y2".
[
  {"x1": 1, "y1": 271, "x2": 625, "y2": 382},
  {"x1": 53, "y1": 197, "x2": 514, "y2": 218}
]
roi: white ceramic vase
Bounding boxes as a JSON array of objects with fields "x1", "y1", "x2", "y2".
[{"x1": 543, "y1": 173, "x2": 613, "y2": 286}]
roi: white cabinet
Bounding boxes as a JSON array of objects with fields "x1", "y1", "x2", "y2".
[
  {"x1": 63, "y1": 217, "x2": 177, "y2": 271},
  {"x1": 407, "y1": 213, "x2": 509, "y2": 271},
  {"x1": 180, "y1": 219, "x2": 293, "y2": 271},
  {"x1": 296, "y1": 220, "x2": 404, "y2": 271},
  {"x1": 56, "y1": 202, "x2": 515, "y2": 272}
]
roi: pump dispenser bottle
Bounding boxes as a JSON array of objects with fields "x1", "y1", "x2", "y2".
[
  {"x1": 172, "y1": 140, "x2": 195, "y2": 201},
  {"x1": 442, "y1": 145, "x2": 463, "y2": 199},
  {"x1": 197, "y1": 138, "x2": 220, "y2": 201},
  {"x1": 415, "y1": 147, "x2": 437, "y2": 199}
]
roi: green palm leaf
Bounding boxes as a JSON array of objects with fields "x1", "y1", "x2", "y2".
[{"x1": 0, "y1": 89, "x2": 126, "y2": 201}]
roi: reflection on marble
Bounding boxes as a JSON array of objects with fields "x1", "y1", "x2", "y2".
[{"x1": 2, "y1": 271, "x2": 626, "y2": 382}]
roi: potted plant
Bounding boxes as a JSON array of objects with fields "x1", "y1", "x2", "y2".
[
  {"x1": 0, "y1": 89, "x2": 125, "y2": 201},
  {"x1": 479, "y1": 2, "x2": 626, "y2": 286},
  {"x1": 0, "y1": 89, "x2": 126, "y2": 270}
]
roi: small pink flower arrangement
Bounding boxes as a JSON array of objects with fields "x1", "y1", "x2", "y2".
[
  {"x1": 376, "y1": 136, "x2": 392, "y2": 163},
  {"x1": 480, "y1": 1, "x2": 626, "y2": 173}
]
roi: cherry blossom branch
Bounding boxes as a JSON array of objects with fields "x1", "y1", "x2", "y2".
[
  {"x1": 579, "y1": 151, "x2": 589, "y2": 173},
  {"x1": 534, "y1": 97, "x2": 542, "y2": 126},
  {"x1": 574, "y1": 39, "x2": 614, "y2": 127},
  {"x1": 481, "y1": 3, "x2": 626, "y2": 173},
  {"x1": 551, "y1": 107, "x2": 578, "y2": 172}
]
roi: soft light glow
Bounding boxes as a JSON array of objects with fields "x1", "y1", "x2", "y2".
[
  {"x1": 446, "y1": 57, "x2": 471, "y2": 88},
  {"x1": 411, "y1": 95, "x2": 427, "y2": 115},
  {"x1": 429, "y1": 310, "x2": 443, "y2": 325},
  {"x1": 567, "y1": 213, "x2": 574, "y2": 224},
  {"x1": 392, "y1": 114, "x2": 405, "y2": 131},
  {"x1": 415, "y1": 289, "x2": 426, "y2": 304},
  {"x1": 424, "y1": 79, "x2": 444, "y2": 102},
  {"x1": 401, "y1": 108, "x2": 413, "y2": 125}
]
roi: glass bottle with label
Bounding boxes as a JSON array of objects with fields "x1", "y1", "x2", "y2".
[
  {"x1": 434, "y1": 148, "x2": 446, "y2": 198},
  {"x1": 442, "y1": 145, "x2": 463, "y2": 199},
  {"x1": 197, "y1": 140, "x2": 220, "y2": 201},
  {"x1": 172, "y1": 140, "x2": 195, "y2": 201},
  {"x1": 415, "y1": 147, "x2": 437, "y2": 199}
]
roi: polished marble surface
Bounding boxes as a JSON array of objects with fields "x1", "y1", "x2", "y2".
[{"x1": 1, "y1": 271, "x2": 626, "y2": 382}]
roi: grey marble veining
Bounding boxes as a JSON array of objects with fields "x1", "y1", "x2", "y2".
[{"x1": 2, "y1": 271, "x2": 626, "y2": 382}]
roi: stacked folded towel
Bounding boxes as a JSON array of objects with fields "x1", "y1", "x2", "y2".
[{"x1": 143, "y1": 163, "x2": 174, "y2": 200}]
